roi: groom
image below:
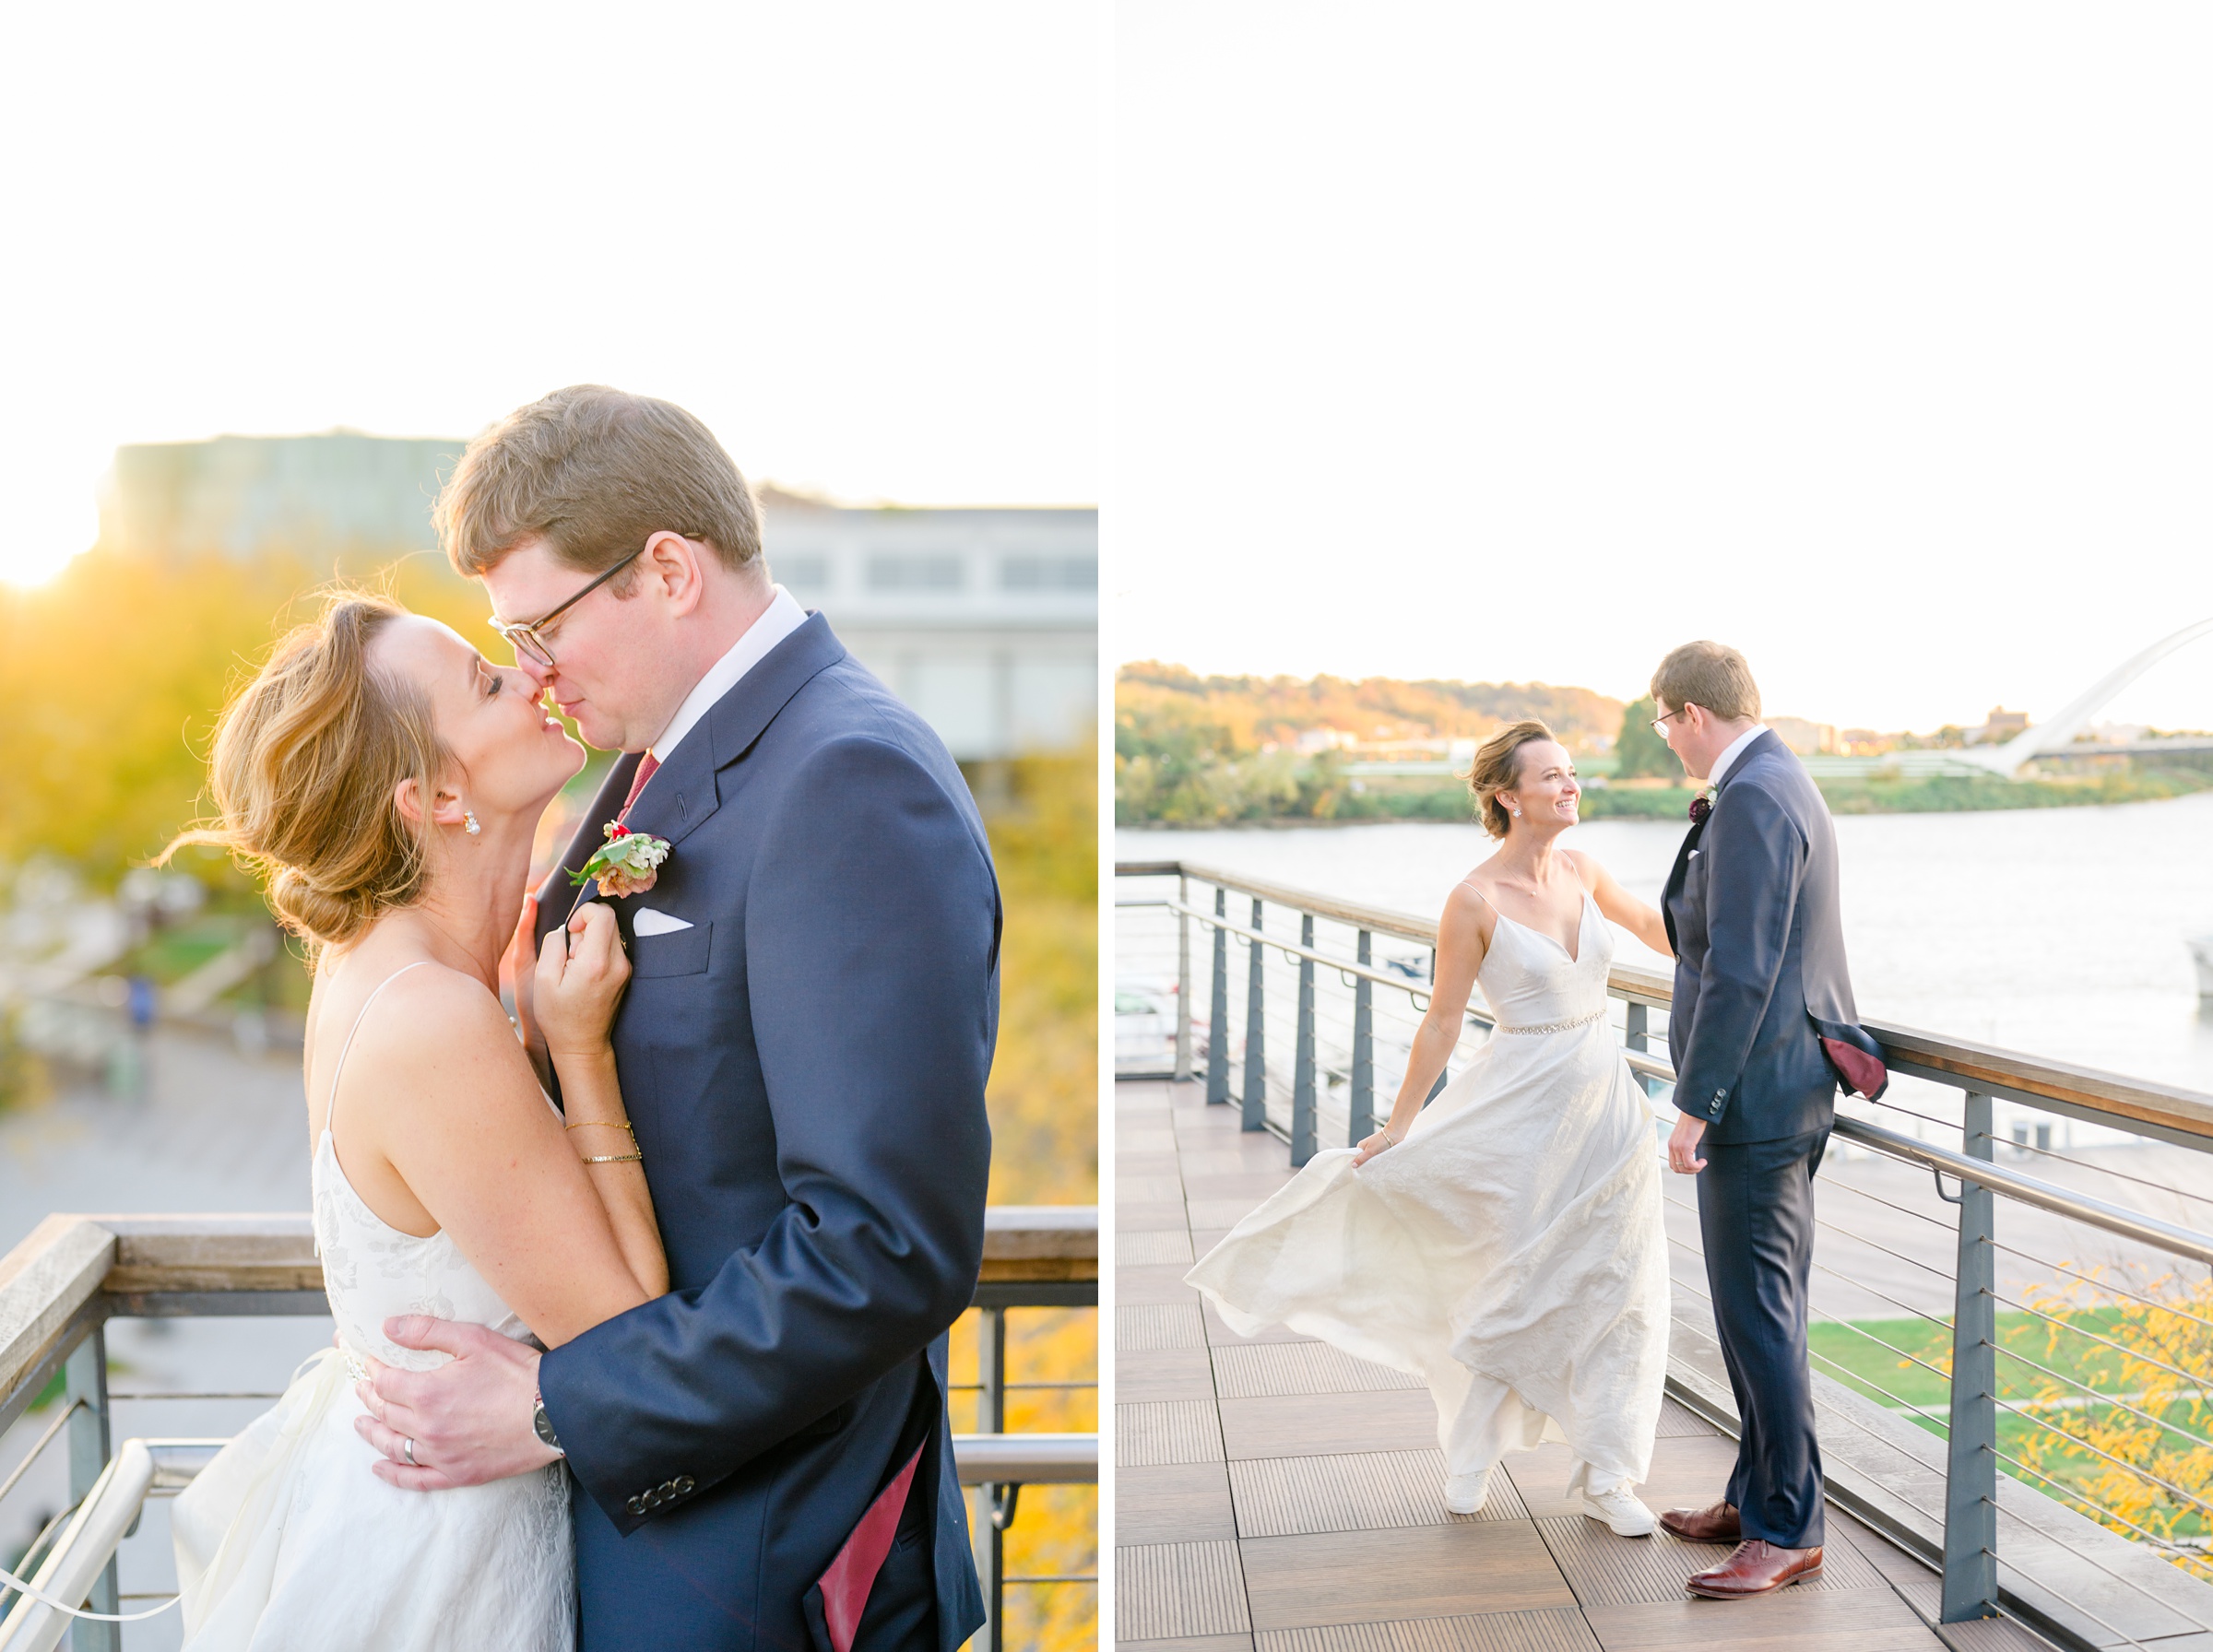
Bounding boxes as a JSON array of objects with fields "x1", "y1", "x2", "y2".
[
  {"x1": 356, "y1": 386, "x2": 998, "y2": 1651},
  {"x1": 1650, "y1": 642, "x2": 1886, "y2": 1601}
]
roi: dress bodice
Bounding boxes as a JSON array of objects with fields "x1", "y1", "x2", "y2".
[
  {"x1": 310, "y1": 963, "x2": 538, "y2": 1373},
  {"x1": 1475, "y1": 891, "x2": 1615, "y2": 1032}
]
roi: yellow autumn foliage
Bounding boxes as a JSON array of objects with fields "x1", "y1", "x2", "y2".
[{"x1": 2014, "y1": 1269, "x2": 2213, "y2": 1581}]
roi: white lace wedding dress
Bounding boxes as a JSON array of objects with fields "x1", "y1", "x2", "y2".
[
  {"x1": 171, "y1": 962, "x2": 574, "y2": 1650},
  {"x1": 1186, "y1": 891, "x2": 1669, "y2": 1506}
]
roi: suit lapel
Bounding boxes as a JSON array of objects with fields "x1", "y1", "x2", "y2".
[
  {"x1": 1662, "y1": 815, "x2": 1704, "y2": 953},
  {"x1": 1662, "y1": 728, "x2": 1787, "y2": 951},
  {"x1": 706, "y1": 612, "x2": 846, "y2": 773},
  {"x1": 615, "y1": 723, "x2": 719, "y2": 852}
]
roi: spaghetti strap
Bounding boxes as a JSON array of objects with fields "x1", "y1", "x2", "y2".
[{"x1": 323, "y1": 961, "x2": 435, "y2": 1134}]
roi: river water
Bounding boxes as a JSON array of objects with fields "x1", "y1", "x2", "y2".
[{"x1": 1118, "y1": 786, "x2": 2213, "y2": 1097}]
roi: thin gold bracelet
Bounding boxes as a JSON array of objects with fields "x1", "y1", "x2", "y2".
[
  {"x1": 580, "y1": 1151, "x2": 644, "y2": 1165},
  {"x1": 565, "y1": 1120, "x2": 636, "y2": 1135}
]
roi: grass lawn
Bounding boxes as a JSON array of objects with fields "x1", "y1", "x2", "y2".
[{"x1": 1809, "y1": 1312, "x2": 2213, "y2": 1542}]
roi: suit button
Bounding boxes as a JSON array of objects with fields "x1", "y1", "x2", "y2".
[{"x1": 675, "y1": 1476, "x2": 696, "y2": 1495}]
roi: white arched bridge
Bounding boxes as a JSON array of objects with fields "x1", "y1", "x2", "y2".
[{"x1": 1952, "y1": 615, "x2": 2213, "y2": 777}]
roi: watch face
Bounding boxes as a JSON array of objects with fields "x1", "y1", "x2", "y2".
[{"x1": 534, "y1": 1399, "x2": 562, "y2": 1450}]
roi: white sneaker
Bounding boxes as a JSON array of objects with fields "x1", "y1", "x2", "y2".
[
  {"x1": 1581, "y1": 1483, "x2": 1657, "y2": 1537},
  {"x1": 1444, "y1": 1468, "x2": 1492, "y2": 1516}
]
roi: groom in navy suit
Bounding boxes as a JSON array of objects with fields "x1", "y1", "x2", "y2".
[
  {"x1": 356, "y1": 386, "x2": 997, "y2": 1651},
  {"x1": 1649, "y1": 642, "x2": 1887, "y2": 1602}
]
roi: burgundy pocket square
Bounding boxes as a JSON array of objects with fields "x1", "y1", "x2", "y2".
[
  {"x1": 813, "y1": 1443, "x2": 925, "y2": 1652},
  {"x1": 1821, "y1": 1035, "x2": 1888, "y2": 1101}
]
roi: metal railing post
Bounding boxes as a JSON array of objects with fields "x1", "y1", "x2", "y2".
[
  {"x1": 1174, "y1": 874, "x2": 1193, "y2": 1081},
  {"x1": 64, "y1": 1327, "x2": 117, "y2": 1652},
  {"x1": 1350, "y1": 929, "x2": 1374, "y2": 1145},
  {"x1": 977, "y1": 1304, "x2": 1007, "y2": 1652},
  {"x1": 1291, "y1": 914, "x2": 1317, "y2": 1165},
  {"x1": 1942, "y1": 1092, "x2": 1999, "y2": 1622},
  {"x1": 1206, "y1": 888, "x2": 1229, "y2": 1106},
  {"x1": 1625, "y1": 1001, "x2": 1652, "y2": 1099},
  {"x1": 1241, "y1": 900, "x2": 1267, "y2": 1131}
]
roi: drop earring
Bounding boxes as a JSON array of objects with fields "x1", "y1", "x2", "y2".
[{"x1": 464, "y1": 809, "x2": 481, "y2": 837}]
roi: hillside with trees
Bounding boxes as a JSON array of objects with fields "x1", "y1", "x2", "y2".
[{"x1": 1117, "y1": 662, "x2": 1627, "y2": 825}]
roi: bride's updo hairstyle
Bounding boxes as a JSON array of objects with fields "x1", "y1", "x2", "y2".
[
  {"x1": 163, "y1": 592, "x2": 453, "y2": 952},
  {"x1": 1465, "y1": 719, "x2": 1558, "y2": 839}
]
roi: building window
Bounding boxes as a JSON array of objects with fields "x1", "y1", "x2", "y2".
[
  {"x1": 867, "y1": 554, "x2": 964, "y2": 591},
  {"x1": 1000, "y1": 554, "x2": 1096, "y2": 591},
  {"x1": 774, "y1": 554, "x2": 831, "y2": 592}
]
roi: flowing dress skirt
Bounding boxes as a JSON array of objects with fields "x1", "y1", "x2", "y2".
[{"x1": 1186, "y1": 1016, "x2": 1670, "y2": 1498}]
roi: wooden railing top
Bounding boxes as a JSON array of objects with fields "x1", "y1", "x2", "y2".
[
  {"x1": 0, "y1": 1206, "x2": 1097, "y2": 1410},
  {"x1": 1120, "y1": 856, "x2": 2213, "y2": 1145}
]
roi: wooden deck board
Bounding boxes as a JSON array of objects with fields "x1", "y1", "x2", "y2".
[
  {"x1": 1249, "y1": 1610, "x2": 1599, "y2": 1652},
  {"x1": 1240, "y1": 1524, "x2": 1578, "y2": 1630},
  {"x1": 1122, "y1": 1461, "x2": 1241, "y2": 1544},
  {"x1": 1217, "y1": 1390, "x2": 1441, "y2": 1461}
]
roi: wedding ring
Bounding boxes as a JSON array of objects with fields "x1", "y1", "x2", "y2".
[{"x1": 401, "y1": 1436, "x2": 418, "y2": 1468}]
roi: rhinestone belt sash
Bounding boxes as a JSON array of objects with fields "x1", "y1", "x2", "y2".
[{"x1": 1496, "y1": 1008, "x2": 1606, "y2": 1035}]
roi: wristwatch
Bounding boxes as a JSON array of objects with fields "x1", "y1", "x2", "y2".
[{"x1": 533, "y1": 1390, "x2": 565, "y2": 1458}]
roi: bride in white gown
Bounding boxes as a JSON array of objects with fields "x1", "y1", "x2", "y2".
[
  {"x1": 159, "y1": 593, "x2": 669, "y2": 1649},
  {"x1": 1186, "y1": 720, "x2": 1675, "y2": 1534}
]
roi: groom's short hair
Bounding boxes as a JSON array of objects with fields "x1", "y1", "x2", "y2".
[
  {"x1": 1652, "y1": 641, "x2": 1760, "y2": 722},
  {"x1": 437, "y1": 385, "x2": 763, "y2": 582}
]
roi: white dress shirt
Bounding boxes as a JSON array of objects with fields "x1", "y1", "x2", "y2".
[
  {"x1": 647, "y1": 586, "x2": 809, "y2": 765},
  {"x1": 1705, "y1": 723, "x2": 1767, "y2": 790}
]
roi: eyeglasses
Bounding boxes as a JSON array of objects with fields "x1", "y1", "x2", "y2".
[
  {"x1": 1651, "y1": 705, "x2": 1694, "y2": 739},
  {"x1": 488, "y1": 545, "x2": 646, "y2": 669}
]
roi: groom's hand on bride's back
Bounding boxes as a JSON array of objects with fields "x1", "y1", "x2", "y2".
[{"x1": 354, "y1": 1316, "x2": 560, "y2": 1491}]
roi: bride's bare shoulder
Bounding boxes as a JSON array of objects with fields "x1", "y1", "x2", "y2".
[
  {"x1": 325, "y1": 958, "x2": 507, "y2": 1082},
  {"x1": 1442, "y1": 873, "x2": 1499, "y2": 941}
]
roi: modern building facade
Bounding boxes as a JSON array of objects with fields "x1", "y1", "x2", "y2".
[
  {"x1": 758, "y1": 490, "x2": 1095, "y2": 761},
  {"x1": 97, "y1": 433, "x2": 1095, "y2": 761}
]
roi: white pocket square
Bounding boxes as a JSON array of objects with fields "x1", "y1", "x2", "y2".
[{"x1": 633, "y1": 908, "x2": 695, "y2": 937}]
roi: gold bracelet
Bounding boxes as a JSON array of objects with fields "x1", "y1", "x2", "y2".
[
  {"x1": 579, "y1": 1151, "x2": 644, "y2": 1165},
  {"x1": 565, "y1": 1119, "x2": 636, "y2": 1136}
]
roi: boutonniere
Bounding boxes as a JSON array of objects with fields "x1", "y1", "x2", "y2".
[
  {"x1": 1687, "y1": 787, "x2": 1714, "y2": 824},
  {"x1": 569, "y1": 821, "x2": 671, "y2": 897}
]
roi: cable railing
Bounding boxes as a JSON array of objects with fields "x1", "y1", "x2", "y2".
[
  {"x1": 1118, "y1": 857, "x2": 2213, "y2": 1650},
  {"x1": 0, "y1": 1208, "x2": 1095, "y2": 1652}
]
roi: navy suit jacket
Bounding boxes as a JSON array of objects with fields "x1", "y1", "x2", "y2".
[
  {"x1": 1663, "y1": 727, "x2": 1882, "y2": 1144},
  {"x1": 535, "y1": 613, "x2": 998, "y2": 1652}
]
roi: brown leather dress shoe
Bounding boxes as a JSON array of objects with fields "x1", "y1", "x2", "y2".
[
  {"x1": 1685, "y1": 1540, "x2": 1823, "y2": 1599},
  {"x1": 1658, "y1": 1500, "x2": 1740, "y2": 1542}
]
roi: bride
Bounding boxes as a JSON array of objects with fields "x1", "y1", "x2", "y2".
[
  {"x1": 160, "y1": 593, "x2": 667, "y2": 1649},
  {"x1": 1186, "y1": 719, "x2": 1674, "y2": 1535}
]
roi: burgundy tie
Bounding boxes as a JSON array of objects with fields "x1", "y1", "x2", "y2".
[{"x1": 617, "y1": 752, "x2": 660, "y2": 823}]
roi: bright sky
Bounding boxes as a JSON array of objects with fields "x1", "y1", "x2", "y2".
[
  {"x1": 0, "y1": 3, "x2": 1098, "y2": 586},
  {"x1": 1113, "y1": 5, "x2": 2213, "y2": 735}
]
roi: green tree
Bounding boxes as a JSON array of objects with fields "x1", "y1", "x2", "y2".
[{"x1": 1614, "y1": 696, "x2": 1684, "y2": 781}]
